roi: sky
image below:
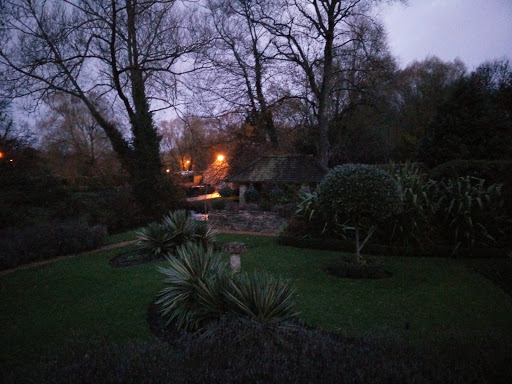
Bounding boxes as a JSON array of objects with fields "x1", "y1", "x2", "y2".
[{"x1": 378, "y1": 0, "x2": 512, "y2": 69}]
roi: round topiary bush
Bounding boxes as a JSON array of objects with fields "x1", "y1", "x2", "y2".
[{"x1": 317, "y1": 164, "x2": 402, "y2": 261}]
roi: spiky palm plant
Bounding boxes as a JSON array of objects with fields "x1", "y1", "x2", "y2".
[
  {"x1": 135, "y1": 222, "x2": 174, "y2": 259},
  {"x1": 193, "y1": 221, "x2": 219, "y2": 249},
  {"x1": 156, "y1": 242, "x2": 230, "y2": 331},
  {"x1": 162, "y1": 209, "x2": 198, "y2": 248},
  {"x1": 225, "y1": 271, "x2": 299, "y2": 325}
]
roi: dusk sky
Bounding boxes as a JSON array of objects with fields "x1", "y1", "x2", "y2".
[{"x1": 379, "y1": 0, "x2": 512, "y2": 69}]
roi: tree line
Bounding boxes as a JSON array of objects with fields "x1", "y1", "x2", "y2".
[{"x1": 1, "y1": 0, "x2": 511, "y2": 211}]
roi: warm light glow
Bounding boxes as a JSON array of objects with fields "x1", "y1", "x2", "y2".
[
  {"x1": 217, "y1": 154, "x2": 224, "y2": 161},
  {"x1": 186, "y1": 160, "x2": 190, "y2": 164},
  {"x1": 166, "y1": 169, "x2": 170, "y2": 173},
  {"x1": 0, "y1": 152, "x2": 4, "y2": 158}
]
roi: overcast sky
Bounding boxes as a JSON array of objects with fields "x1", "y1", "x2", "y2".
[{"x1": 379, "y1": 0, "x2": 512, "y2": 69}]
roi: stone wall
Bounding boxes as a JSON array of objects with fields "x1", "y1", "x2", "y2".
[{"x1": 208, "y1": 210, "x2": 288, "y2": 234}]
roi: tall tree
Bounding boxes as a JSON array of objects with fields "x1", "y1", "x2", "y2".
[
  {"x1": 0, "y1": 0, "x2": 208, "y2": 210},
  {"x1": 419, "y1": 60, "x2": 512, "y2": 167},
  {"x1": 38, "y1": 93, "x2": 122, "y2": 184},
  {"x1": 256, "y1": 0, "x2": 394, "y2": 167},
  {"x1": 391, "y1": 56, "x2": 466, "y2": 160},
  {"x1": 199, "y1": 0, "x2": 283, "y2": 148}
]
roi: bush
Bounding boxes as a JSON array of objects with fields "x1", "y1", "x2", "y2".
[
  {"x1": 430, "y1": 160, "x2": 512, "y2": 182},
  {"x1": 136, "y1": 209, "x2": 217, "y2": 259},
  {"x1": 156, "y1": 243, "x2": 298, "y2": 332},
  {"x1": 317, "y1": 164, "x2": 402, "y2": 260},
  {"x1": 384, "y1": 162, "x2": 434, "y2": 247},
  {"x1": 9, "y1": 326, "x2": 512, "y2": 383},
  {"x1": 135, "y1": 222, "x2": 174, "y2": 259},
  {"x1": 276, "y1": 235, "x2": 508, "y2": 259},
  {"x1": 428, "y1": 176, "x2": 509, "y2": 250},
  {"x1": 226, "y1": 271, "x2": 299, "y2": 324},
  {"x1": 210, "y1": 199, "x2": 226, "y2": 210},
  {"x1": 269, "y1": 186, "x2": 285, "y2": 202},
  {"x1": 244, "y1": 188, "x2": 260, "y2": 203},
  {"x1": 430, "y1": 159, "x2": 512, "y2": 215},
  {"x1": 218, "y1": 186, "x2": 234, "y2": 197},
  {"x1": 156, "y1": 243, "x2": 230, "y2": 331},
  {"x1": 0, "y1": 219, "x2": 107, "y2": 270}
]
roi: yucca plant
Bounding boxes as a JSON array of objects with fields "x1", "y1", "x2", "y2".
[
  {"x1": 156, "y1": 242, "x2": 230, "y2": 331},
  {"x1": 193, "y1": 221, "x2": 219, "y2": 250},
  {"x1": 429, "y1": 176, "x2": 506, "y2": 251},
  {"x1": 387, "y1": 162, "x2": 434, "y2": 247},
  {"x1": 225, "y1": 271, "x2": 299, "y2": 325},
  {"x1": 135, "y1": 222, "x2": 174, "y2": 259},
  {"x1": 161, "y1": 209, "x2": 198, "y2": 248},
  {"x1": 295, "y1": 191, "x2": 319, "y2": 222}
]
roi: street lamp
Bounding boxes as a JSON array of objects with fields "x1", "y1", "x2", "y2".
[{"x1": 217, "y1": 154, "x2": 224, "y2": 162}]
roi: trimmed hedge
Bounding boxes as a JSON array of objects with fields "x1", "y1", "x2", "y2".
[
  {"x1": 0, "y1": 219, "x2": 107, "y2": 270},
  {"x1": 9, "y1": 318, "x2": 511, "y2": 384},
  {"x1": 430, "y1": 159, "x2": 512, "y2": 185},
  {"x1": 276, "y1": 236, "x2": 508, "y2": 259}
]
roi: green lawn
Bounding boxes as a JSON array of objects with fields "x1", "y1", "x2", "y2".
[{"x1": 1, "y1": 233, "x2": 511, "y2": 372}]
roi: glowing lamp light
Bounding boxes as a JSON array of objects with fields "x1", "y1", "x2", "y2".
[
  {"x1": 166, "y1": 168, "x2": 170, "y2": 173},
  {"x1": 0, "y1": 152, "x2": 4, "y2": 158},
  {"x1": 217, "y1": 154, "x2": 224, "y2": 162}
]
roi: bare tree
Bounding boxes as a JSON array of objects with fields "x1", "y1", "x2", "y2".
[
  {"x1": 198, "y1": 0, "x2": 286, "y2": 148},
  {"x1": 256, "y1": 0, "x2": 395, "y2": 167},
  {"x1": 38, "y1": 93, "x2": 123, "y2": 182},
  {"x1": 0, "y1": 0, "x2": 209, "y2": 209}
]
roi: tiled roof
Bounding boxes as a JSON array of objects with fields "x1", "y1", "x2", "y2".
[{"x1": 226, "y1": 155, "x2": 327, "y2": 184}]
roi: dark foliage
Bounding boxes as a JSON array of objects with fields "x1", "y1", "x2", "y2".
[
  {"x1": 4, "y1": 305, "x2": 512, "y2": 383},
  {"x1": 277, "y1": 235, "x2": 507, "y2": 259},
  {"x1": 430, "y1": 160, "x2": 512, "y2": 215},
  {"x1": 219, "y1": 186, "x2": 235, "y2": 197},
  {"x1": 419, "y1": 72, "x2": 512, "y2": 167},
  {"x1": 0, "y1": 219, "x2": 107, "y2": 270},
  {"x1": 244, "y1": 188, "x2": 261, "y2": 203}
]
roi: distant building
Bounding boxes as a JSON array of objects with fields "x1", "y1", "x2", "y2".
[{"x1": 226, "y1": 155, "x2": 327, "y2": 204}]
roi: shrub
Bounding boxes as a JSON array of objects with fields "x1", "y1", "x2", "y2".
[
  {"x1": 430, "y1": 159, "x2": 512, "y2": 215},
  {"x1": 156, "y1": 243, "x2": 230, "y2": 331},
  {"x1": 385, "y1": 162, "x2": 434, "y2": 247},
  {"x1": 156, "y1": 243, "x2": 298, "y2": 332},
  {"x1": 244, "y1": 188, "x2": 260, "y2": 203},
  {"x1": 269, "y1": 186, "x2": 285, "y2": 202},
  {"x1": 0, "y1": 219, "x2": 107, "y2": 270},
  {"x1": 136, "y1": 209, "x2": 217, "y2": 259},
  {"x1": 317, "y1": 164, "x2": 402, "y2": 260},
  {"x1": 428, "y1": 176, "x2": 509, "y2": 250},
  {"x1": 210, "y1": 199, "x2": 226, "y2": 210},
  {"x1": 135, "y1": 222, "x2": 174, "y2": 259},
  {"x1": 226, "y1": 271, "x2": 299, "y2": 325},
  {"x1": 218, "y1": 187, "x2": 234, "y2": 197}
]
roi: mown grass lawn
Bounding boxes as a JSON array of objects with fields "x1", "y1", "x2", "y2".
[{"x1": 1, "y1": 233, "x2": 511, "y2": 375}]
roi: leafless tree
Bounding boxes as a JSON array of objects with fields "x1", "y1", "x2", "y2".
[
  {"x1": 37, "y1": 93, "x2": 122, "y2": 181},
  {"x1": 197, "y1": 0, "x2": 289, "y2": 148},
  {"x1": 0, "y1": 0, "x2": 210, "y2": 209},
  {"x1": 256, "y1": 0, "x2": 396, "y2": 167}
]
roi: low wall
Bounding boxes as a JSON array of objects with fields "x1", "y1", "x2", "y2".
[{"x1": 208, "y1": 210, "x2": 288, "y2": 234}]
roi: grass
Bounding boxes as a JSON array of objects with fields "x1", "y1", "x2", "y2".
[
  {"x1": 1, "y1": 233, "x2": 511, "y2": 377},
  {"x1": 103, "y1": 229, "x2": 140, "y2": 245}
]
